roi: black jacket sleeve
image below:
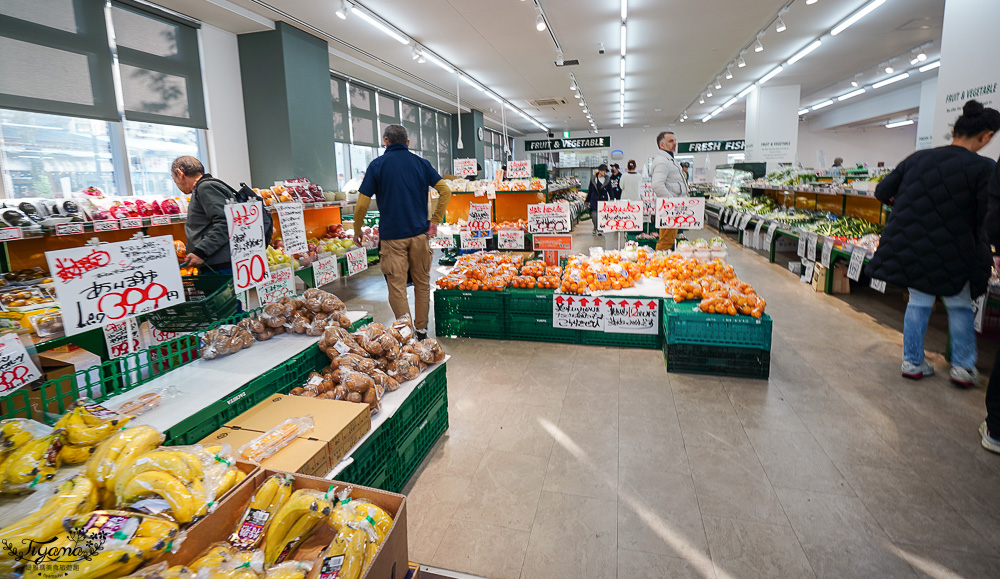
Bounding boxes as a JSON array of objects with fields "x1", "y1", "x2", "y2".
[
  {"x1": 875, "y1": 159, "x2": 905, "y2": 207},
  {"x1": 190, "y1": 181, "x2": 234, "y2": 261},
  {"x1": 985, "y1": 161, "x2": 1000, "y2": 255}
]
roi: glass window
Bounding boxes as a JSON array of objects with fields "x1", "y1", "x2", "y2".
[
  {"x1": 400, "y1": 101, "x2": 420, "y2": 148},
  {"x1": 419, "y1": 108, "x2": 435, "y2": 153},
  {"x1": 123, "y1": 120, "x2": 202, "y2": 197},
  {"x1": 348, "y1": 145, "x2": 377, "y2": 181},
  {"x1": 349, "y1": 84, "x2": 377, "y2": 146},
  {"x1": 334, "y1": 142, "x2": 349, "y2": 190},
  {"x1": 0, "y1": 108, "x2": 118, "y2": 198},
  {"x1": 331, "y1": 77, "x2": 349, "y2": 142}
]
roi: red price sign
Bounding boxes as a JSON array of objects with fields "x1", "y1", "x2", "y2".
[
  {"x1": 234, "y1": 255, "x2": 268, "y2": 291},
  {"x1": 508, "y1": 160, "x2": 531, "y2": 179},
  {"x1": 0, "y1": 334, "x2": 41, "y2": 394},
  {"x1": 226, "y1": 201, "x2": 270, "y2": 291},
  {"x1": 467, "y1": 203, "x2": 492, "y2": 232},
  {"x1": 345, "y1": 248, "x2": 368, "y2": 276},
  {"x1": 655, "y1": 197, "x2": 705, "y2": 229},
  {"x1": 0, "y1": 227, "x2": 23, "y2": 241},
  {"x1": 98, "y1": 281, "x2": 173, "y2": 320},
  {"x1": 598, "y1": 200, "x2": 643, "y2": 232},
  {"x1": 527, "y1": 203, "x2": 570, "y2": 234},
  {"x1": 94, "y1": 220, "x2": 119, "y2": 232}
]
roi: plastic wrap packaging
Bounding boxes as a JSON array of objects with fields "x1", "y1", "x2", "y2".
[
  {"x1": 63, "y1": 509, "x2": 183, "y2": 562},
  {"x1": 0, "y1": 475, "x2": 97, "y2": 557},
  {"x1": 114, "y1": 387, "x2": 181, "y2": 417},
  {"x1": 330, "y1": 354, "x2": 374, "y2": 374},
  {"x1": 237, "y1": 416, "x2": 314, "y2": 464},
  {"x1": 189, "y1": 542, "x2": 264, "y2": 576},
  {"x1": 262, "y1": 488, "x2": 335, "y2": 566},
  {"x1": 0, "y1": 418, "x2": 51, "y2": 459},
  {"x1": 414, "y1": 338, "x2": 447, "y2": 365},
  {"x1": 201, "y1": 325, "x2": 256, "y2": 360},
  {"x1": 370, "y1": 369, "x2": 399, "y2": 392},
  {"x1": 85, "y1": 425, "x2": 165, "y2": 506},
  {"x1": 387, "y1": 314, "x2": 415, "y2": 344},
  {"x1": 22, "y1": 543, "x2": 144, "y2": 579},
  {"x1": 52, "y1": 398, "x2": 132, "y2": 446},
  {"x1": 229, "y1": 474, "x2": 294, "y2": 549},
  {"x1": 385, "y1": 353, "x2": 420, "y2": 383},
  {"x1": 307, "y1": 520, "x2": 367, "y2": 579},
  {"x1": 264, "y1": 561, "x2": 313, "y2": 579},
  {"x1": 113, "y1": 444, "x2": 231, "y2": 524},
  {"x1": 1, "y1": 431, "x2": 63, "y2": 494},
  {"x1": 120, "y1": 563, "x2": 199, "y2": 579},
  {"x1": 200, "y1": 443, "x2": 242, "y2": 500}
]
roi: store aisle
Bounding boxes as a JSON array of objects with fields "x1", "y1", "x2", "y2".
[{"x1": 339, "y1": 231, "x2": 1000, "y2": 579}]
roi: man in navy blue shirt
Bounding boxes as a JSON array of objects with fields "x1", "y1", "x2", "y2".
[{"x1": 353, "y1": 125, "x2": 452, "y2": 338}]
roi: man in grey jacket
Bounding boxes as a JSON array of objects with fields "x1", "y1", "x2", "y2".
[
  {"x1": 650, "y1": 131, "x2": 689, "y2": 250},
  {"x1": 172, "y1": 156, "x2": 233, "y2": 273}
]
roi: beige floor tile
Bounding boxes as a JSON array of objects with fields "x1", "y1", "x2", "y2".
[
  {"x1": 619, "y1": 381, "x2": 675, "y2": 419},
  {"x1": 617, "y1": 465, "x2": 709, "y2": 559},
  {"x1": 430, "y1": 519, "x2": 530, "y2": 579},
  {"x1": 675, "y1": 401, "x2": 754, "y2": 451},
  {"x1": 618, "y1": 414, "x2": 689, "y2": 474},
  {"x1": 893, "y1": 544, "x2": 1000, "y2": 579},
  {"x1": 519, "y1": 491, "x2": 617, "y2": 579},
  {"x1": 418, "y1": 436, "x2": 489, "y2": 480},
  {"x1": 687, "y1": 445, "x2": 790, "y2": 526},
  {"x1": 543, "y1": 438, "x2": 619, "y2": 501},
  {"x1": 744, "y1": 427, "x2": 854, "y2": 496},
  {"x1": 453, "y1": 449, "x2": 548, "y2": 531},
  {"x1": 405, "y1": 474, "x2": 471, "y2": 563},
  {"x1": 488, "y1": 403, "x2": 562, "y2": 459},
  {"x1": 513, "y1": 372, "x2": 569, "y2": 408},
  {"x1": 799, "y1": 410, "x2": 910, "y2": 470},
  {"x1": 775, "y1": 486, "x2": 918, "y2": 579},
  {"x1": 723, "y1": 379, "x2": 809, "y2": 432},
  {"x1": 617, "y1": 549, "x2": 711, "y2": 579},
  {"x1": 703, "y1": 515, "x2": 816, "y2": 578}
]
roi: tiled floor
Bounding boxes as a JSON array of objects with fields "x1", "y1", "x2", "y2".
[{"x1": 336, "y1": 230, "x2": 1000, "y2": 579}]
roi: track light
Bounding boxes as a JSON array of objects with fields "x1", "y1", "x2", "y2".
[
  {"x1": 851, "y1": 73, "x2": 861, "y2": 87},
  {"x1": 698, "y1": 94, "x2": 705, "y2": 104},
  {"x1": 555, "y1": 50, "x2": 564, "y2": 66},
  {"x1": 574, "y1": 92, "x2": 581, "y2": 99},
  {"x1": 535, "y1": 13, "x2": 546, "y2": 32},
  {"x1": 578, "y1": 101, "x2": 585, "y2": 106},
  {"x1": 884, "y1": 63, "x2": 894, "y2": 74},
  {"x1": 715, "y1": 78, "x2": 722, "y2": 90},
  {"x1": 725, "y1": 67, "x2": 733, "y2": 80},
  {"x1": 417, "y1": 53, "x2": 425, "y2": 64},
  {"x1": 411, "y1": 46, "x2": 420, "y2": 60},
  {"x1": 754, "y1": 35, "x2": 764, "y2": 52},
  {"x1": 917, "y1": 52, "x2": 927, "y2": 62},
  {"x1": 776, "y1": 16, "x2": 786, "y2": 33},
  {"x1": 335, "y1": 0, "x2": 348, "y2": 19},
  {"x1": 737, "y1": 52, "x2": 746, "y2": 68},
  {"x1": 706, "y1": 88, "x2": 713, "y2": 98}
]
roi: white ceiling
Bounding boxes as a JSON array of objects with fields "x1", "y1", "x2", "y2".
[{"x1": 156, "y1": 0, "x2": 946, "y2": 133}]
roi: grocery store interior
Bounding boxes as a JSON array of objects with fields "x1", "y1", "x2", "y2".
[{"x1": 1, "y1": 0, "x2": 1000, "y2": 579}]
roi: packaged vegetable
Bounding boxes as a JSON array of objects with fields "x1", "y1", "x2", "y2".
[{"x1": 237, "y1": 416, "x2": 314, "y2": 464}]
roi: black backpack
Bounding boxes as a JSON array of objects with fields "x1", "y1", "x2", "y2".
[{"x1": 200, "y1": 177, "x2": 274, "y2": 247}]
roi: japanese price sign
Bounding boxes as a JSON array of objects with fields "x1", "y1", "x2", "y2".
[
  {"x1": 498, "y1": 229, "x2": 524, "y2": 250},
  {"x1": 847, "y1": 246, "x2": 867, "y2": 281},
  {"x1": 94, "y1": 220, "x2": 119, "y2": 232},
  {"x1": 655, "y1": 197, "x2": 705, "y2": 229},
  {"x1": 345, "y1": 247, "x2": 368, "y2": 276},
  {"x1": 467, "y1": 203, "x2": 492, "y2": 231},
  {"x1": 0, "y1": 227, "x2": 22, "y2": 241},
  {"x1": 45, "y1": 235, "x2": 185, "y2": 337},
  {"x1": 453, "y1": 158, "x2": 477, "y2": 177},
  {"x1": 640, "y1": 188, "x2": 656, "y2": 218},
  {"x1": 821, "y1": 238, "x2": 834, "y2": 268},
  {"x1": 257, "y1": 266, "x2": 296, "y2": 305},
  {"x1": 313, "y1": 255, "x2": 340, "y2": 287},
  {"x1": 527, "y1": 202, "x2": 571, "y2": 234},
  {"x1": 460, "y1": 231, "x2": 487, "y2": 250},
  {"x1": 151, "y1": 215, "x2": 171, "y2": 227},
  {"x1": 225, "y1": 201, "x2": 271, "y2": 292},
  {"x1": 56, "y1": 223, "x2": 84, "y2": 236},
  {"x1": 0, "y1": 334, "x2": 41, "y2": 395},
  {"x1": 603, "y1": 298, "x2": 659, "y2": 334},
  {"x1": 553, "y1": 295, "x2": 605, "y2": 331},
  {"x1": 598, "y1": 200, "x2": 643, "y2": 232},
  {"x1": 507, "y1": 160, "x2": 531, "y2": 179},
  {"x1": 275, "y1": 202, "x2": 308, "y2": 254},
  {"x1": 429, "y1": 236, "x2": 455, "y2": 249},
  {"x1": 120, "y1": 217, "x2": 143, "y2": 229},
  {"x1": 104, "y1": 318, "x2": 142, "y2": 358}
]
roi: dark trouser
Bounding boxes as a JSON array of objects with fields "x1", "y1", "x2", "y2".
[{"x1": 987, "y1": 348, "x2": 1000, "y2": 435}]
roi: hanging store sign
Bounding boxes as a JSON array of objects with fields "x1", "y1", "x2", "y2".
[
  {"x1": 598, "y1": 200, "x2": 643, "y2": 232},
  {"x1": 525, "y1": 136, "x2": 611, "y2": 151},
  {"x1": 677, "y1": 140, "x2": 745, "y2": 154},
  {"x1": 226, "y1": 201, "x2": 271, "y2": 292}
]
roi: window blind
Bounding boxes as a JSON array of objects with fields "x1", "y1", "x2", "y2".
[
  {"x1": 377, "y1": 92, "x2": 399, "y2": 142},
  {"x1": 349, "y1": 84, "x2": 377, "y2": 146},
  {"x1": 400, "y1": 100, "x2": 420, "y2": 151},
  {"x1": 331, "y1": 76, "x2": 349, "y2": 142},
  {"x1": 419, "y1": 107, "x2": 435, "y2": 154},
  {"x1": 436, "y1": 113, "x2": 451, "y2": 174}
]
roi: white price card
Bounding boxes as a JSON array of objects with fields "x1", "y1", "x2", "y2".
[
  {"x1": 640, "y1": 190, "x2": 656, "y2": 217},
  {"x1": 453, "y1": 158, "x2": 477, "y2": 177},
  {"x1": 56, "y1": 223, "x2": 84, "y2": 236},
  {"x1": 94, "y1": 220, "x2": 119, "y2": 232},
  {"x1": 225, "y1": 201, "x2": 271, "y2": 292},
  {"x1": 974, "y1": 294, "x2": 987, "y2": 332},
  {"x1": 801, "y1": 260, "x2": 815, "y2": 284},
  {"x1": 603, "y1": 297, "x2": 660, "y2": 334},
  {"x1": 807, "y1": 233, "x2": 818, "y2": 262},
  {"x1": 460, "y1": 231, "x2": 487, "y2": 250},
  {"x1": 655, "y1": 197, "x2": 705, "y2": 229},
  {"x1": 0, "y1": 227, "x2": 23, "y2": 241},
  {"x1": 497, "y1": 229, "x2": 524, "y2": 250},
  {"x1": 764, "y1": 222, "x2": 778, "y2": 248},
  {"x1": 753, "y1": 220, "x2": 765, "y2": 250},
  {"x1": 797, "y1": 234, "x2": 807, "y2": 258},
  {"x1": 869, "y1": 278, "x2": 886, "y2": 293},
  {"x1": 345, "y1": 247, "x2": 368, "y2": 276},
  {"x1": 467, "y1": 202, "x2": 492, "y2": 231},
  {"x1": 275, "y1": 202, "x2": 308, "y2": 255},
  {"x1": 527, "y1": 203, "x2": 571, "y2": 234},
  {"x1": 429, "y1": 235, "x2": 455, "y2": 249},
  {"x1": 0, "y1": 333, "x2": 41, "y2": 395},
  {"x1": 120, "y1": 217, "x2": 143, "y2": 229},
  {"x1": 313, "y1": 255, "x2": 340, "y2": 287},
  {"x1": 104, "y1": 318, "x2": 142, "y2": 359},
  {"x1": 598, "y1": 200, "x2": 643, "y2": 232},
  {"x1": 507, "y1": 160, "x2": 531, "y2": 179},
  {"x1": 847, "y1": 245, "x2": 867, "y2": 281},
  {"x1": 257, "y1": 266, "x2": 296, "y2": 305},
  {"x1": 739, "y1": 213, "x2": 752, "y2": 230},
  {"x1": 821, "y1": 237, "x2": 834, "y2": 268},
  {"x1": 150, "y1": 215, "x2": 171, "y2": 227},
  {"x1": 553, "y1": 294, "x2": 605, "y2": 332},
  {"x1": 45, "y1": 235, "x2": 185, "y2": 337}
]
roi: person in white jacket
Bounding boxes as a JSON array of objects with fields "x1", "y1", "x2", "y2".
[{"x1": 650, "y1": 131, "x2": 689, "y2": 250}]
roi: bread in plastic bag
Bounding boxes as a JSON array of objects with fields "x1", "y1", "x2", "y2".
[
  {"x1": 237, "y1": 416, "x2": 314, "y2": 464},
  {"x1": 114, "y1": 387, "x2": 181, "y2": 417}
]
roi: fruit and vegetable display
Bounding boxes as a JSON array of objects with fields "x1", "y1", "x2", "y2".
[
  {"x1": 444, "y1": 178, "x2": 547, "y2": 192},
  {"x1": 661, "y1": 255, "x2": 766, "y2": 317},
  {"x1": 434, "y1": 252, "x2": 524, "y2": 291}
]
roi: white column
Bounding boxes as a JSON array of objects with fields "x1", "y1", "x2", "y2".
[
  {"x1": 931, "y1": 0, "x2": 1000, "y2": 158},
  {"x1": 200, "y1": 24, "x2": 252, "y2": 185},
  {"x1": 916, "y1": 77, "x2": 937, "y2": 151},
  {"x1": 745, "y1": 85, "x2": 801, "y2": 171}
]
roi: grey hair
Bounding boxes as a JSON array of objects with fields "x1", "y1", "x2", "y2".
[
  {"x1": 171, "y1": 156, "x2": 204, "y2": 177},
  {"x1": 383, "y1": 124, "x2": 408, "y2": 145},
  {"x1": 656, "y1": 131, "x2": 675, "y2": 147}
]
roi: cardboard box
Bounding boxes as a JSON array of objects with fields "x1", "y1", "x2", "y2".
[
  {"x1": 812, "y1": 263, "x2": 851, "y2": 294},
  {"x1": 224, "y1": 394, "x2": 371, "y2": 468},
  {"x1": 201, "y1": 427, "x2": 332, "y2": 478},
  {"x1": 28, "y1": 350, "x2": 103, "y2": 415},
  {"x1": 156, "y1": 469, "x2": 409, "y2": 579}
]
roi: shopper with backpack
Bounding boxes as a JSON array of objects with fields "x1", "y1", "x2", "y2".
[{"x1": 172, "y1": 156, "x2": 271, "y2": 274}]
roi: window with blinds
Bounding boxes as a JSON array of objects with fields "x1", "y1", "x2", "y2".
[
  {"x1": 419, "y1": 107, "x2": 435, "y2": 154},
  {"x1": 111, "y1": 1, "x2": 206, "y2": 128},
  {"x1": 400, "y1": 101, "x2": 420, "y2": 151},
  {"x1": 349, "y1": 84, "x2": 377, "y2": 146},
  {"x1": 0, "y1": 0, "x2": 118, "y2": 121},
  {"x1": 377, "y1": 93, "x2": 399, "y2": 141},
  {"x1": 331, "y1": 76, "x2": 349, "y2": 142},
  {"x1": 436, "y1": 113, "x2": 451, "y2": 175}
]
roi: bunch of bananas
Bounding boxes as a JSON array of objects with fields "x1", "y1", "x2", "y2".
[
  {"x1": 189, "y1": 543, "x2": 264, "y2": 579},
  {"x1": 306, "y1": 522, "x2": 368, "y2": 579},
  {"x1": 120, "y1": 564, "x2": 196, "y2": 579},
  {"x1": 263, "y1": 562, "x2": 312, "y2": 579},
  {"x1": 203, "y1": 444, "x2": 246, "y2": 500},
  {"x1": 0, "y1": 475, "x2": 97, "y2": 559},
  {"x1": 0, "y1": 419, "x2": 38, "y2": 455},
  {"x1": 229, "y1": 474, "x2": 293, "y2": 549},
  {"x1": 114, "y1": 448, "x2": 212, "y2": 524},
  {"x1": 325, "y1": 494, "x2": 394, "y2": 578},
  {"x1": 1, "y1": 431, "x2": 63, "y2": 493},
  {"x1": 262, "y1": 489, "x2": 333, "y2": 566},
  {"x1": 86, "y1": 426, "x2": 165, "y2": 507},
  {"x1": 54, "y1": 404, "x2": 132, "y2": 463}
]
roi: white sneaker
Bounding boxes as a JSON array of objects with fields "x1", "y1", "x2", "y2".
[
  {"x1": 980, "y1": 422, "x2": 1000, "y2": 454},
  {"x1": 949, "y1": 366, "x2": 980, "y2": 388},
  {"x1": 901, "y1": 361, "x2": 934, "y2": 380}
]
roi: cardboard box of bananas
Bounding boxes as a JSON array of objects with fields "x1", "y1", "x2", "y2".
[{"x1": 156, "y1": 470, "x2": 406, "y2": 579}]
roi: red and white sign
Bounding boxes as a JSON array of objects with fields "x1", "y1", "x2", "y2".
[
  {"x1": 460, "y1": 231, "x2": 487, "y2": 250},
  {"x1": 313, "y1": 255, "x2": 340, "y2": 287},
  {"x1": 275, "y1": 202, "x2": 308, "y2": 255},
  {"x1": 497, "y1": 229, "x2": 524, "y2": 250},
  {"x1": 0, "y1": 333, "x2": 41, "y2": 395},
  {"x1": 429, "y1": 235, "x2": 455, "y2": 249},
  {"x1": 150, "y1": 215, "x2": 172, "y2": 227},
  {"x1": 94, "y1": 220, "x2": 119, "y2": 232},
  {"x1": 640, "y1": 188, "x2": 656, "y2": 218},
  {"x1": 655, "y1": 197, "x2": 705, "y2": 229},
  {"x1": 120, "y1": 217, "x2": 143, "y2": 229},
  {"x1": 56, "y1": 223, "x2": 84, "y2": 236},
  {"x1": 507, "y1": 160, "x2": 531, "y2": 179},
  {"x1": 453, "y1": 158, "x2": 477, "y2": 177},
  {"x1": 104, "y1": 318, "x2": 142, "y2": 359},
  {"x1": 257, "y1": 266, "x2": 296, "y2": 305},
  {"x1": 345, "y1": 247, "x2": 368, "y2": 276},
  {"x1": 467, "y1": 203, "x2": 492, "y2": 231},
  {"x1": 45, "y1": 235, "x2": 185, "y2": 337},
  {"x1": 533, "y1": 234, "x2": 573, "y2": 251},
  {"x1": 0, "y1": 227, "x2": 23, "y2": 241},
  {"x1": 598, "y1": 200, "x2": 643, "y2": 232},
  {"x1": 527, "y1": 202, "x2": 571, "y2": 234},
  {"x1": 603, "y1": 297, "x2": 659, "y2": 334},
  {"x1": 553, "y1": 294, "x2": 604, "y2": 331},
  {"x1": 225, "y1": 201, "x2": 271, "y2": 292}
]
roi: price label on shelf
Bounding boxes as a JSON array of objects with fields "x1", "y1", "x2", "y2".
[
  {"x1": 0, "y1": 333, "x2": 41, "y2": 395},
  {"x1": 257, "y1": 266, "x2": 296, "y2": 305},
  {"x1": 345, "y1": 247, "x2": 368, "y2": 276},
  {"x1": 56, "y1": 223, "x2": 84, "y2": 236},
  {"x1": 94, "y1": 220, "x2": 119, "y2": 232},
  {"x1": 821, "y1": 237, "x2": 834, "y2": 268},
  {"x1": 801, "y1": 260, "x2": 815, "y2": 284},
  {"x1": 527, "y1": 203, "x2": 570, "y2": 234},
  {"x1": 275, "y1": 202, "x2": 307, "y2": 255},
  {"x1": 507, "y1": 160, "x2": 531, "y2": 179},
  {"x1": 739, "y1": 213, "x2": 752, "y2": 230},
  {"x1": 497, "y1": 229, "x2": 524, "y2": 250},
  {"x1": 313, "y1": 255, "x2": 340, "y2": 287},
  {"x1": 467, "y1": 202, "x2": 492, "y2": 231},
  {"x1": 764, "y1": 222, "x2": 778, "y2": 248},
  {"x1": 847, "y1": 245, "x2": 867, "y2": 281},
  {"x1": 753, "y1": 220, "x2": 765, "y2": 249},
  {"x1": 460, "y1": 231, "x2": 487, "y2": 250},
  {"x1": 120, "y1": 217, "x2": 143, "y2": 229},
  {"x1": 429, "y1": 235, "x2": 455, "y2": 249},
  {"x1": 150, "y1": 215, "x2": 171, "y2": 227},
  {"x1": 598, "y1": 200, "x2": 643, "y2": 232},
  {"x1": 807, "y1": 233, "x2": 818, "y2": 262},
  {"x1": 225, "y1": 201, "x2": 271, "y2": 292},
  {"x1": 797, "y1": 234, "x2": 807, "y2": 258},
  {"x1": 869, "y1": 278, "x2": 886, "y2": 293},
  {"x1": 0, "y1": 227, "x2": 22, "y2": 241},
  {"x1": 655, "y1": 197, "x2": 705, "y2": 229}
]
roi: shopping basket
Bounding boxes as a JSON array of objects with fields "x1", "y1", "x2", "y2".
[{"x1": 146, "y1": 273, "x2": 239, "y2": 332}]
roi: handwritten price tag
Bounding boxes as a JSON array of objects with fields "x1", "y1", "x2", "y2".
[
  {"x1": 430, "y1": 235, "x2": 455, "y2": 249},
  {"x1": 598, "y1": 200, "x2": 643, "y2": 232},
  {"x1": 467, "y1": 203, "x2": 492, "y2": 231},
  {"x1": 45, "y1": 235, "x2": 185, "y2": 337},
  {"x1": 847, "y1": 245, "x2": 867, "y2": 281},
  {"x1": 226, "y1": 201, "x2": 270, "y2": 292},
  {"x1": 275, "y1": 203, "x2": 308, "y2": 254},
  {"x1": 257, "y1": 266, "x2": 296, "y2": 305},
  {"x1": 753, "y1": 220, "x2": 765, "y2": 249},
  {"x1": 497, "y1": 229, "x2": 524, "y2": 250},
  {"x1": 345, "y1": 247, "x2": 368, "y2": 276},
  {"x1": 553, "y1": 295, "x2": 605, "y2": 331},
  {"x1": 0, "y1": 334, "x2": 41, "y2": 395},
  {"x1": 821, "y1": 238, "x2": 834, "y2": 268},
  {"x1": 603, "y1": 297, "x2": 659, "y2": 335},
  {"x1": 313, "y1": 256, "x2": 340, "y2": 286},
  {"x1": 527, "y1": 203, "x2": 570, "y2": 234},
  {"x1": 454, "y1": 158, "x2": 477, "y2": 177},
  {"x1": 870, "y1": 278, "x2": 886, "y2": 293},
  {"x1": 807, "y1": 233, "x2": 818, "y2": 262},
  {"x1": 0, "y1": 227, "x2": 23, "y2": 241},
  {"x1": 104, "y1": 318, "x2": 141, "y2": 358},
  {"x1": 56, "y1": 223, "x2": 84, "y2": 236},
  {"x1": 655, "y1": 197, "x2": 705, "y2": 229},
  {"x1": 460, "y1": 231, "x2": 487, "y2": 250},
  {"x1": 508, "y1": 160, "x2": 531, "y2": 179},
  {"x1": 94, "y1": 220, "x2": 119, "y2": 232},
  {"x1": 801, "y1": 261, "x2": 816, "y2": 284},
  {"x1": 150, "y1": 215, "x2": 171, "y2": 227},
  {"x1": 764, "y1": 222, "x2": 778, "y2": 248},
  {"x1": 120, "y1": 217, "x2": 143, "y2": 229}
]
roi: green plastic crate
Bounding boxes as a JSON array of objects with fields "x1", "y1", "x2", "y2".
[
  {"x1": 580, "y1": 329, "x2": 661, "y2": 349},
  {"x1": 333, "y1": 425, "x2": 397, "y2": 491},
  {"x1": 506, "y1": 314, "x2": 580, "y2": 344},
  {"x1": 349, "y1": 316, "x2": 374, "y2": 332},
  {"x1": 434, "y1": 289, "x2": 504, "y2": 316},
  {"x1": 662, "y1": 305, "x2": 772, "y2": 350},
  {"x1": 505, "y1": 288, "x2": 554, "y2": 317},
  {"x1": 435, "y1": 311, "x2": 505, "y2": 339},
  {"x1": 393, "y1": 394, "x2": 448, "y2": 491},
  {"x1": 0, "y1": 389, "x2": 31, "y2": 421},
  {"x1": 664, "y1": 343, "x2": 770, "y2": 379},
  {"x1": 147, "y1": 274, "x2": 239, "y2": 332},
  {"x1": 391, "y1": 365, "x2": 447, "y2": 437}
]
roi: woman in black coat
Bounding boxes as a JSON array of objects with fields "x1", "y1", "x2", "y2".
[
  {"x1": 866, "y1": 100, "x2": 1000, "y2": 387},
  {"x1": 586, "y1": 164, "x2": 611, "y2": 236}
]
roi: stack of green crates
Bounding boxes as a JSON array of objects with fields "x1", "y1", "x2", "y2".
[
  {"x1": 505, "y1": 288, "x2": 580, "y2": 344},
  {"x1": 434, "y1": 289, "x2": 505, "y2": 339},
  {"x1": 661, "y1": 300, "x2": 772, "y2": 379}
]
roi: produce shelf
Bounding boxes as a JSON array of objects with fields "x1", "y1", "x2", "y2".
[
  {"x1": 435, "y1": 311, "x2": 505, "y2": 340},
  {"x1": 665, "y1": 343, "x2": 770, "y2": 379},
  {"x1": 506, "y1": 313, "x2": 580, "y2": 344},
  {"x1": 393, "y1": 393, "x2": 448, "y2": 491},
  {"x1": 505, "y1": 288, "x2": 555, "y2": 317},
  {"x1": 662, "y1": 304, "x2": 772, "y2": 350}
]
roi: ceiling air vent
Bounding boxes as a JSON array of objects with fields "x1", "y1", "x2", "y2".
[{"x1": 529, "y1": 98, "x2": 568, "y2": 107}]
